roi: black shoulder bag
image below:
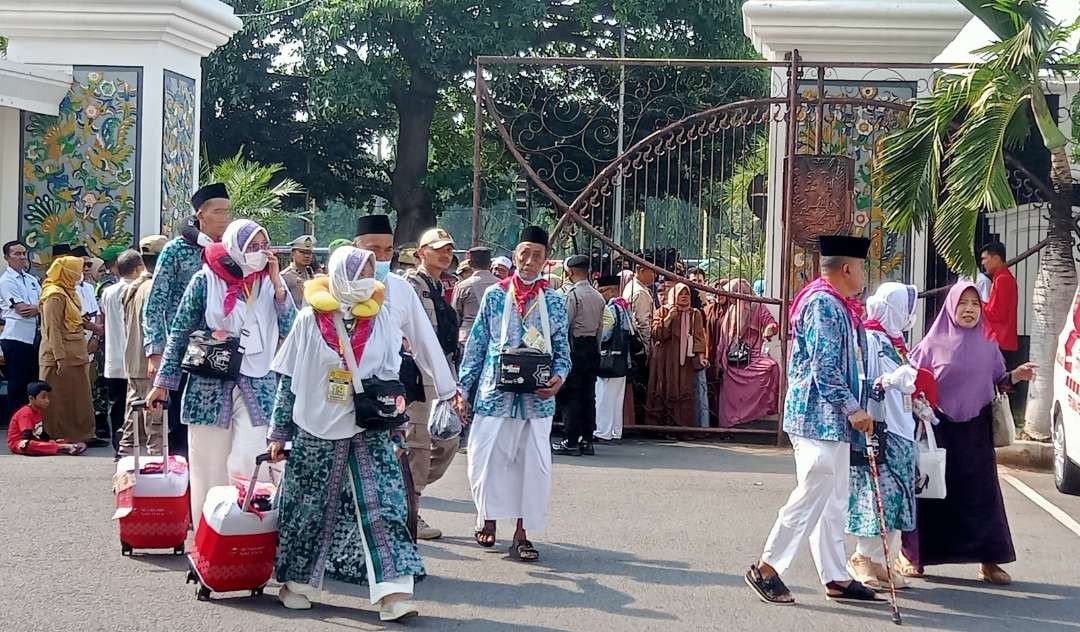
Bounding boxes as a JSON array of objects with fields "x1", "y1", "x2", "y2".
[
  {"x1": 335, "y1": 314, "x2": 408, "y2": 432},
  {"x1": 598, "y1": 308, "x2": 632, "y2": 378},
  {"x1": 495, "y1": 288, "x2": 553, "y2": 394}
]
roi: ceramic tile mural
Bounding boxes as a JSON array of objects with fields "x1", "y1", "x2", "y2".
[
  {"x1": 788, "y1": 80, "x2": 915, "y2": 293},
  {"x1": 161, "y1": 70, "x2": 196, "y2": 236},
  {"x1": 20, "y1": 67, "x2": 140, "y2": 269}
]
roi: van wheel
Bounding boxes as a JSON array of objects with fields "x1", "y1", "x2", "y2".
[{"x1": 1053, "y1": 409, "x2": 1080, "y2": 495}]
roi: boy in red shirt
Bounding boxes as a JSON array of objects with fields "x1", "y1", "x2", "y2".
[
  {"x1": 979, "y1": 242, "x2": 1019, "y2": 352},
  {"x1": 6, "y1": 381, "x2": 86, "y2": 456}
]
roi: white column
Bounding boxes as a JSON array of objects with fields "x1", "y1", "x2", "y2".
[{"x1": 0, "y1": 0, "x2": 241, "y2": 262}]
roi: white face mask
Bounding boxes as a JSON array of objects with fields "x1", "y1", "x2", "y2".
[
  {"x1": 242, "y1": 250, "x2": 269, "y2": 275},
  {"x1": 332, "y1": 277, "x2": 376, "y2": 307}
]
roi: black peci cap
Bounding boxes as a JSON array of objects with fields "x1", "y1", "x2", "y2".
[
  {"x1": 519, "y1": 225, "x2": 549, "y2": 248},
  {"x1": 818, "y1": 234, "x2": 870, "y2": 259},
  {"x1": 356, "y1": 214, "x2": 394, "y2": 236},
  {"x1": 191, "y1": 183, "x2": 229, "y2": 211}
]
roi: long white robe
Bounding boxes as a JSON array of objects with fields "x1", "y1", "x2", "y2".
[
  {"x1": 467, "y1": 415, "x2": 553, "y2": 532},
  {"x1": 594, "y1": 377, "x2": 626, "y2": 440}
]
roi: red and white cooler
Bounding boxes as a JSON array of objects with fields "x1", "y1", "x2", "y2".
[
  {"x1": 113, "y1": 402, "x2": 190, "y2": 555},
  {"x1": 186, "y1": 452, "x2": 283, "y2": 600}
]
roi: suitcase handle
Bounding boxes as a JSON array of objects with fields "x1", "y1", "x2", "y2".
[
  {"x1": 130, "y1": 398, "x2": 169, "y2": 477},
  {"x1": 242, "y1": 450, "x2": 289, "y2": 513}
]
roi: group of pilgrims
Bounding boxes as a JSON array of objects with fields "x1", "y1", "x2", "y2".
[
  {"x1": 131, "y1": 183, "x2": 570, "y2": 620},
  {"x1": 746, "y1": 234, "x2": 1037, "y2": 608},
  {"x1": 8, "y1": 177, "x2": 1042, "y2": 621}
]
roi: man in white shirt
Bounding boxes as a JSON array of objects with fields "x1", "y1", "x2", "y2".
[
  {"x1": 99, "y1": 250, "x2": 142, "y2": 455},
  {"x1": 0, "y1": 240, "x2": 41, "y2": 425}
]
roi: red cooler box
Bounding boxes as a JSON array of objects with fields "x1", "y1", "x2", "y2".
[
  {"x1": 186, "y1": 453, "x2": 282, "y2": 600},
  {"x1": 112, "y1": 403, "x2": 190, "y2": 555}
]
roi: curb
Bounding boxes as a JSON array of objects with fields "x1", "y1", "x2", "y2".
[{"x1": 996, "y1": 440, "x2": 1053, "y2": 471}]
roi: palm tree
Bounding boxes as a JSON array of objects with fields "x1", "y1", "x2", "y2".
[
  {"x1": 200, "y1": 147, "x2": 307, "y2": 237},
  {"x1": 878, "y1": 0, "x2": 1077, "y2": 440}
]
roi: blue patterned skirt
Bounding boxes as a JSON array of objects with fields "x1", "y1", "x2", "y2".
[
  {"x1": 847, "y1": 434, "x2": 916, "y2": 537},
  {"x1": 274, "y1": 429, "x2": 424, "y2": 587}
]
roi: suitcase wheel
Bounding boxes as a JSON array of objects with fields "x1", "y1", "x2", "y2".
[
  {"x1": 185, "y1": 570, "x2": 196, "y2": 585},
  {"x1": 251, "y1": 588, "x2": 264, "y2": 597},
  {"x1": 121, "y1": 542, "x2": 133, "y2": 557},
  {"x1": 174, "y1": 545, "x2": 185, "y2": 556},
  {"x1": 196, "y1": 585, "x2": 212, "y2": 602}
]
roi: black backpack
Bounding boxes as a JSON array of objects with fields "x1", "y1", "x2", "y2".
[
  {"x1": 598, "y1": 308, "x2": 633, "y2": 378},
  {"x1": 417, "y1": 272, "x2": 460, "y2": 357}
]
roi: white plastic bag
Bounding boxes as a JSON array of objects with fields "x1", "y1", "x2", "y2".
[
  {"x1": 428, "y1": 399, "x2": 462, "y2": 441},
  {"x1": 915, "y1": 420, "x2": 947, "y2": 500}
]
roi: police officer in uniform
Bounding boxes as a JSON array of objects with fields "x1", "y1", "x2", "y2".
[{"x1": 282, "y1": 234, "x2": 316, "y2": 309}]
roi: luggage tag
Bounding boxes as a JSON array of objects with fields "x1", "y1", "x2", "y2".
[
  {"x1": 903, "y1": 393, "x2": 913, "y2": 412},
  {"x1": 522, "y1": 325, "x2": 544, "y2": 350},
  {"x1": 327, "y1": 368, "x2": 352, "y2": 403}
]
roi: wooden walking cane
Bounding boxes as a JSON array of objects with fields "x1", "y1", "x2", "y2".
[{"x1": 865, "y1": 431, "x2": 902, "y2": 625}]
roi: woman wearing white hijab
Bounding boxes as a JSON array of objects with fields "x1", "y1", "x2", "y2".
[
  {"x1": 147, "y1": 219, "x2": 296, "y2": 523},
  {"x1": 845, "y1": 282, "x2": 919, "y2": 590},
  {"x1": 267, "y1": 246, "x2": 423, "y2": 622}
]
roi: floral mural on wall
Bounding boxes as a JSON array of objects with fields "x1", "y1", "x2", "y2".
[
  {"x1": 20, "y1": 67, "x2": 140, "y2": 269},
  {"x1": 788, "y1": 80, "x2": 914, "y2": 293},
  {"x1": 161, "y1": 70, "x2": 196, "y2": 237}
]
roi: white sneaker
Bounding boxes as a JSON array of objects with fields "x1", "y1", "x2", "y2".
[
  {"x1": 278, "y1": 585, "x2": 312, "y2": 610},
  {"x1": 847, "y1": 553, "x2": 884, "y2": 591},
  {"x1": 416, "y1": 516, "x2": 442, "y2": 540},
  {"x1": 379, "y1": 599, "x2": 419, "y2": 622}
]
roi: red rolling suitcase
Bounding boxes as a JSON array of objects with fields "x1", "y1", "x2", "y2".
[
  {"x1": 113, "y1": 401, "x2": 190, "y2": 555},
  {"x1": 186, "y1": 452, "x2": 284, "y2": 600}
]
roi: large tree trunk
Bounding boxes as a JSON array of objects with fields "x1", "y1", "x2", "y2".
[
  {"x1": 390, "y1": 71, "x2": 438, "y2": 247},
  {"x1": 1024, "y1": 147, "x2": 1076, "y2": 440}
]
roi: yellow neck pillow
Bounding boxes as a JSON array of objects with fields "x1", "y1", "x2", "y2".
[{"x1": 303, "y1": 276, "x2": 384, "y2": 318}]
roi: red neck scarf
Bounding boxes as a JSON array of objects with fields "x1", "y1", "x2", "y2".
[
  {"x1": 204, "y1": 242, "x2": 267, "y2": 316},
  {"x1": 315, "y1": 312, "x2": 373, "y2": 365},
  {"x1": 863, "y1": 319, "x2": 908, "y2": 356},
  {"x1": 789, "y1": 276, "x2": 862, "y2": 328},
  {"x1": 500, "y1": 274, "x2": 548, "y2": 316}
]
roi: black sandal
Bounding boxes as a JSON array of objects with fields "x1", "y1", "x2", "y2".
[
  {"x1": 825, "y1": 580, "x2": 885, "y2": 603},
  {"x1": 744, "y1": 565, "x2": 795, "y2": 605},
  {"x1": 508, "y1": 539, "x2": 539, "y2": 563},
  {"x1": 474, "y1": 527, "x2": 496, "y2": 548}
]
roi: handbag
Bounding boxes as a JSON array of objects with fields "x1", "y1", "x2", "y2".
[
  {"x1": 181, "y1": 330, "x2": 243, "y2": 380},
  {"x1": 495, "y1": 284, "x2": 553, "y2": 394},
  {"x1": 850, "y1": 420, "x2": 888, "y2": 468},
  {"x1": 915, "y1": 420, "x2": 947, "y2": 499},
  {"x1": 991, "y1": 391, "x2": 1016, "y2": 448},
  {"x1": 726, "y1": 340, "x2": 750, "y2": 366},
  {"x1": 399, "y1": 349, "x2": 426, "y2": 404},
  {"x1": 334, "y1": 315, "x2": 408, "y2": 432}
]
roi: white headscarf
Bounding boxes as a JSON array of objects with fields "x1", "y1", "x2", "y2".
[
  {"x1": 223, "y1": 219, "x2": 270, "y2": 277},
  {"x1": 328, "y1": 246, "x2": 376, "y2": 314},
  {"x1": 866, "y1": 282, "x2": 918, "y2": 337}
]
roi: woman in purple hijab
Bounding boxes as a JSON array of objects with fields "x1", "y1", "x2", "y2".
[{"x1": 898, "y1": 282, "x2": 1035, "y2": 585}]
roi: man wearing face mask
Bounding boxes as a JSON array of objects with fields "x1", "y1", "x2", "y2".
[
  {"x1": 354, "y1": 216, "x2": 465, "y2": 541},
  {"x1": 143, "y1": 183, "x2": 231, "y2": 455},
  {"x1": 459, "y1": 226, "x2": 572, "y2": 563}
]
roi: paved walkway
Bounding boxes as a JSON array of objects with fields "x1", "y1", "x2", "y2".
[{"x1": 3, "y1": 439, "x2": 1078, "y2": 631}]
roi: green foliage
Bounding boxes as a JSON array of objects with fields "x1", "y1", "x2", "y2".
[
  {"x1": 879, "y1": 0, "x2": 1075, "y2": 275},
  {"x1": 201, "y1": 147, "x2": 306, "y2": 240}
]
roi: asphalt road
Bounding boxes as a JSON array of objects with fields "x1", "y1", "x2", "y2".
[{"x1": 3, "y1": 439, "x2": 1079, "y2": 632}]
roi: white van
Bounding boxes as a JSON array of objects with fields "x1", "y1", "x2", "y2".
[{"x1": 1052, "y1": 291, "x2": 1080, "y2": 495}]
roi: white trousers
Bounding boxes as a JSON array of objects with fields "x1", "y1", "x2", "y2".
[
  {"x1": 187, "y1": 387, "x2": 273, "y2": 525},
  {"x1": 594, "y1": 377, "x2": 626, "y2": 440},
  {"x1": 761, "y1": 435, "x2": 851, "y2": 585},
  {"x1": 467, "y1": 415, "x2": 553, "y2": 533},
  {"x1": 856, "y1": 530, "x2": 901, "y2": 566}
]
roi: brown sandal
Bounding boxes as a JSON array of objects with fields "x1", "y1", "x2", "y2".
[
  {"x1": 474, "y1": 527, "x2": 496, "y2": 548},
  {"x1": 978, "y1": 564, "x2": 1011, "y2": 585},
  {"x1": 509, "y1": 539, "x2": 539, "y2": 562}
]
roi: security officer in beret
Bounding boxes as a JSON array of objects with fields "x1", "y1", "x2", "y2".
[{"x1": 282, "y1": 234, "x2": 316, "y2": 309}]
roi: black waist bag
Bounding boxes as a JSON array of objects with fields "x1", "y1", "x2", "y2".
[
  {"x1": 182, "y1": 330, "x2": 243, "y2": 380},
  {"x1": 496, "y1": 345, "x2": 553, "y2": 393},
  {"x1": 354, "y1": 378, "x2": 409, "y2": 431}
]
